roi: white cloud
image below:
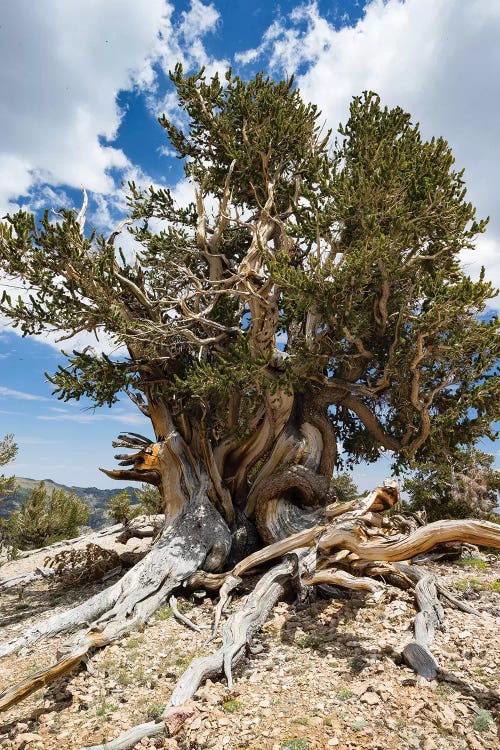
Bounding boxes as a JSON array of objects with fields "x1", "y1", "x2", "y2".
[
  {"x1": 37, "y1": 406, "x2": 148, "y2": 426},
  {"x1": 0, "y1": 0, "x2": 227, "y2": 217},
  {"x1": 237, "y1": 0, "x2": 500, "y2": 302},
  {"x1": 0, "y1": 386, "x2": 50, "y2": 401}
]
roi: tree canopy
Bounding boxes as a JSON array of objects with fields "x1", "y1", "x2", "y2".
[
  {"x1": 1, "y1": 69, "x2": 500, "y2": 741},
  {"x1": 0, "y1": 68, "x2": 498, "y2": 495},
  {"x1": 0, "y1": 434, "x2": 17, "y2": 499}
]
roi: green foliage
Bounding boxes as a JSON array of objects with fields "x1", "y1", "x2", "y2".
[
  {"x1": 222, "y1": 698, "x2": 241, "y2": 713},
  {"x1": 458, "y1": 556, "x2": 488, "y2": 570},
  {"x1": 330, "y1": 473, "x2": 359, "y2": 503},
  {"x1": 404, "y1": 450, "x2": 500, "y2": 521},
  {"x1": 0, "y1": 434, "x2": 18, "y2": 499},
  {"x1": 135, "y1": 484, "x2": 163, "y2": 515},
  {"x1": 6, "y1": 482, "x2": 90, "y2": 550},
  {"x1": 0, "y1": 70, "x2": 498, "y2": 479},
  {"x1": 280, "y1": 740, "x2": 310, "y2": 750},
  {"x1": 146, "y1": 703, "x2": 165, "y2": 720},
  {"x1": 336, "y1": 689, "x2": 353, "y2": 701},
  {"x1": 106, "y1": 490, "x2": 140, "y2": 525},
  {"x1": 154, "y1": 605, "x2": 173, "y2": 620},
  {"x1": 473, "y1": 710, "x2": 493, "y2": 732}
]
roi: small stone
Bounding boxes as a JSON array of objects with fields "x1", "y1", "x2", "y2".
[
  {"x1": 360, "y1": 691, "x2": 380, "y2": 705},
  {"x1": 164, "y1": 701, "x2": 197, "y2": 736},
  {"x1": 328, "y1": 739, "x2": 340, "y2": 747},
  {"x1": 14, "y1": 734, "x2": 42, "y2": 748},
  {"x1": 422, "y1": 739, "x2": 437, "y2": 750}
]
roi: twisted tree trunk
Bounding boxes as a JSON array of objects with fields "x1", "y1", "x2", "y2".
[{"x1": 1, "y1": 392, "x2": 500, "y2": 743}]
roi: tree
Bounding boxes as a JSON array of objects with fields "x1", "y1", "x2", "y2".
[
  {"x1": 135, "y1": 483, "x2": 163, "y2": 515},
  {"x1": 0, "y1": 434, "x2": 18, "y2": 499},
  {"x1": 7, "y1": 482, "x2": 90, "y2": 550},
  {"x1": 106, "y1": 489, "x2": 139, "y2": 525},
  {"x1": 330, "y1": 473, "x2": 359, "y2": 504},
  {"x1": 405, "y1": 450, "x2": 500, "y2": 522},
  {"x1": 6, "y1": 482, "x2": 90, "y2": 550},
  {"x1": 0, "y1": 69, "x2": 499, "y2": 737}
]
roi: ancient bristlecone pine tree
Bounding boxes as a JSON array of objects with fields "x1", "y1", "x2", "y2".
[{"x1": 0, "y1": 69, "x2": 499, "y2": 748}]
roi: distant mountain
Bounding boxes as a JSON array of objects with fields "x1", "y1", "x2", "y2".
[{"x1": 0, "y1": 477, "x2": 140, "y2": 530}]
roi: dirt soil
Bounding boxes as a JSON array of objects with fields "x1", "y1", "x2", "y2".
[{"x1": 0, "y1": 546, "x2": 499, "y2": 750}]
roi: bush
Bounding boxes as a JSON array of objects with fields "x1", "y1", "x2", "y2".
[
  {"x1": 7, "y1": 482, "x2": 89, "y2": 550},
  {"x1": 106, "y1": 490, "x2": 140, "y2": 525}
]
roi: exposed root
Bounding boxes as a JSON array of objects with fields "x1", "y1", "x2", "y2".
[
  {"x1": 402, "y1": 574, "x2": 444, "y2": 679},
  {"x1": 0, "y1": 567, "x2": 55, "y2": 591},
  {"x1": 79, "y1": 555, "x2": 301, "y2": 750},
  {"x1": 169, "y1": 595, "x2": 206, "y2": 633},
  {"x1": 210, "y1": 574, "x2": 242, "y2": 640},
  {"x1": 320, "y1": 518, "x2": 500, "y2": 560},
  {"x1": 303, "y1": 569, "x2": 385, "y2": 597},
  {"x1": 2, "y1": 481, "x2": 500, "y2": 726},
  {"x1": 0, "y1": 491, "x2": 231, "y2": 711}
]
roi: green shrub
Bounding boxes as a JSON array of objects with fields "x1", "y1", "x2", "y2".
[
  {"x1": 473, "y1": 710, "x2": 492, "y2": 732},
  {"x1": 6, "y1": 482, "x2": 89, "y2": 550},
  {"x1": 280, "y1": 740, "x2": 309, "y2": 750}
]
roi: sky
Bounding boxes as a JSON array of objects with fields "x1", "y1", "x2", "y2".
[{"x1": 0, "y1": 0, "x2": 499, "y2": 490}]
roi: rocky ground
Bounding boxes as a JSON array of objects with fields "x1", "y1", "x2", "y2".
[{"x1": 0, "y1": 550, "x2": 499, "y2": 750}]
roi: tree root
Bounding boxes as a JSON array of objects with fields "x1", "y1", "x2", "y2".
[
  {"x1": 0, "y1": 492, "x2": 231, "y2": 711},
  {"x1": 2, "y1": 483, "x2": 500, "y2": 729},
  {"x1": 79, "y1": 555, "x2": 301, "y2": 750},
  {"x1": 169, "y1": 595, "x2": 206, "y2": 632},
  {"x1": 402, "y1": 574, "x2": 444, "y2": 679}
]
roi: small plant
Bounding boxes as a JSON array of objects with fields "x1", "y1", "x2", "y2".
[
  {"x1": 453, "y1": 578, "x2": 483, "y2": 592},
  {"x1": 458, "y1": 556, "x2": 488, "y2": 570},
  {"x1": 352, "y1": 719, "x2": 367, "y2": 732},
  {"x1": 489, "y1": 580, "x2": 500, "y2": 592},
  {"x1": 222, "y1": 698, "x2": 241, "y2": 713},
  {"x1": 155, "y1": 605, "x2": 173, "y2": 620},
  {"x1": 147, "y1": 703, "x2": 165, "y2": 720},
  {"x1": 96, "y1": 701, "x2": 118, "y2": 717},
  {"x1": 350, "y1": 655, "x2": 368, "y2": 673},
  {"x1": 336, "y1": 689, "x2": 353, "y2": 701},
  {"x1": 175, "y1": 656, "x2": 191, "y2": 669},
  {"x1": 125, "y1": 636, "x2": 144, "y2": 649},
  {"x1": 295, "y1": 634, "x2": 321, "y2": 649},
  {"x1": 280, "y1": 740, "x2": 310, "y2": 750},
  {"x1": 435, "y1": 683, "x2": 456, "y2": 697},
  {"x1": 473, "y1": 710, "x2": 493, "y2": 732}
]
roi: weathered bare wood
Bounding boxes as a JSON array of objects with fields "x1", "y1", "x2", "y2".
[
  {"x1": 402, "y1": 574, "x2": 444, "y2": 679},
  {"x1": 79, "y1": 555, "x2": 300, "y2": 750},
  {"x1": 303, "y1": 569, "x2": 385, "y2": 596},
  {"x1": 320, "y1": 519, "x2": 500, "y2": 561},
  {"x1": 0, "y1": 486, "x2": 231, "y2": 711},
  {"x1": 114, "y1": 514, "x2": 164, "y2": 544},
  {"x1": 0, "y1": 566, "x2": 54, "y2": 591},
  {"x1": 169, "y1": 595, "x2": 206, "y2": 633}
]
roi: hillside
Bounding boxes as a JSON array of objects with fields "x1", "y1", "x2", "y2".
[
  {"x1": 0, "y1": 478, "x2": 140, "y2": 530},
  {"x1": 0, "y1": 545, "x2": 498, "y2": 749}
]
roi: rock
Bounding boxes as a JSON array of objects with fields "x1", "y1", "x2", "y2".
[
  {"x1": 422, "y1": 739, "x2": 437, "y2": 750},
  {"x1": 164, "y1": 701, "x2": 198, "y2": 736},
  {"x1": 14, "y1": 734, "x2": 42, "y2": 748},
  {"x1": 328, "y1": 739, "x2": 340, "y2": 747},
  {"x1": 360, "y1": 691, "x2": 380, "y2": 705}
]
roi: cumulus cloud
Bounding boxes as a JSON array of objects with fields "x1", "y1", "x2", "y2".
[
  {"x1": 237, "y1": 0, "x2": 500, "y2": 301},
  {"x1": 0, "y1": 0, "x2": 225, "y2": 216}
]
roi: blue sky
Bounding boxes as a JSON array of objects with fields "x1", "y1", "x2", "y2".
[{"x1": 0, "y1": 0, "x2": 499, "y2": 488}]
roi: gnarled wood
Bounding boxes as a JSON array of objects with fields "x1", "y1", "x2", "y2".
[
  {"x1": 402, "y1": 574, "x2": 444, "y2": 679},
  {"x1": 79, "y1": 554, "x2": 301, "y2": 750}
]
